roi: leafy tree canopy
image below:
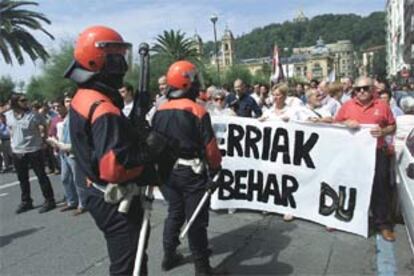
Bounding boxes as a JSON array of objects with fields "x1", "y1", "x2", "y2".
[
  {"x1": 0, "y1": 76, "x2": 15, "y2": 103},
  {"x1": 26, "y1": 40, "x2": 76, "y2": 101},
  {"x1": 0, "y1": 0, "x2": 54, "y2": 65}
]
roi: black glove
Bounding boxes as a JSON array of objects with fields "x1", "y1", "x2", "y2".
[
  {"x1": 145, "y1": 131, "x2": 168, "y2": 158},
  {"x1": 206, "y1": 168, "x2": 222, "y2": 192}
]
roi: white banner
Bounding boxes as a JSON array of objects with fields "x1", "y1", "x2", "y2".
[{"x1": 210, "y1": 116, "x2": 377, "y2": 237}]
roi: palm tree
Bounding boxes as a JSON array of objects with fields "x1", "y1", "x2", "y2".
[
  {"x1": 0, "y1": 0, "x2": 54, "y2": 65},
  {"x1": 152, "y1": 30, "x2": 200, "y2": 63}
]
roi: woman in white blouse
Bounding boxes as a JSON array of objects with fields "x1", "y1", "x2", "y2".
[
  {"x1": 259, "y1": 83, "x2": 298, "y2": 123},
  {"x1": 258, "y1": 83, "x2": 297, "y2": 222}
]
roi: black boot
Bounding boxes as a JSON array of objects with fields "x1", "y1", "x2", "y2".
[
  {"x1": 161, "y1": 251, "x2": 184, "y2": 271},
  {"x1": 195, "y1": 258, "x2": 213, "y2": 276},
  {"x1": 38, "y1": 200, "x2": 56, "y2": 213},
  {"x1": 16, "y1": 202, "x2": 34, "y2": 214}
]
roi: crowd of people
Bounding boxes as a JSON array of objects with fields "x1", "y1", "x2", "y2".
[
  {"x1": 149, "y1": 74, "x2": 414, "y2": 241},
  {"x1": 1, "y1": 24, "x2": 414, "y2": 275},
  {"x1": 0, "y1": 92, "x2": 87, "y2": 215},
  {"x1": 1, "y1": 72, "x2": 414, "y2": 272}
]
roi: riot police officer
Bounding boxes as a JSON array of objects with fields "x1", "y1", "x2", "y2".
[
  {"x1": 64, "y1": 25, "x2": 169, "y2": 276},
  {"x1": 152, "y1": 61, "x2": 222, "y2": 276}
]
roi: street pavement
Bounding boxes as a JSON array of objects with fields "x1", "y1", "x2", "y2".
[{"x1": 0, "y1": 171, "x2": 413, "y2": 276}]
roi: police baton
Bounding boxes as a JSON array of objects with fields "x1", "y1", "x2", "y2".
[
  {"x1": 133, "y1": 185, "x2": 154, "y2": 276},
  {"x1": 129, "y1": 42, "x2": 150, "y2": 127},
  {"x1": 179, "y1": 173, "x2": 220, "y2": 240},
  {"x1": 132, "y1": 42, "x2": 152, "y2": 276}
]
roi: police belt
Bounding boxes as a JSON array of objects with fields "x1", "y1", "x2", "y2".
[
  {"x1": 91, "y1": 182, "x2": 144, "y2": 213},
  {"x1": 173, "y1": 158, "x2": 205, "y2": 175}
]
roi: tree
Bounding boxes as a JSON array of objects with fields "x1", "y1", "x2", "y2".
[
  {"x1": 26, "y1": 40, "x2": 76, "y2": 100},
  {"x1": 0, "y1": 75, "x2": 15, "y2": 103},
  {"x1": 26, "y1": 76, "x2": 45, "y2": 101},
  {"x1": 252, "y1": 63, "x2": 272, "y2": 85},
  {"x1": 0, "y1": 0, "x2": 54, "y2": 65},
  {"x1": 147, "y1": 54, "x2": 171, "y2": 97},
  {"x1": 124, "y1": 61, "x2": 140, "y2": 91},
  {"x1": 223, "y1": 65, "x2": 253, "y2": 88},
  {"x1": 152, "y1": 30, "x2": 200, "y2": 64},
  {"x1": 201, "y1": 65, "x2": 221, "y2": 88},
  {"x1": 371, "y1": 48, "x2": 387, "y2": 81},
  {"x1": 145, "y1": 30, "x2": 203, "y2": 98}
]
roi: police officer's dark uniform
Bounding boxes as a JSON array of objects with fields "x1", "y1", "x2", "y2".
[
  {"x1": 64, "y1": 26, "x2": 169, "y2": 276},
  {"x1": 152, "y1": 61, "x2": 222, "y2": 276}
]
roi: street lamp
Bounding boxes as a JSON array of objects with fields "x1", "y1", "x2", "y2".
[{"x1": 210, "y1": 14, "x2": 221, "y2": 85}]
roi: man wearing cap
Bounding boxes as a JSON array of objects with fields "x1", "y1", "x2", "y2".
[{"x1": 335, "y1": 76, "x2": 396, "y2": 241}]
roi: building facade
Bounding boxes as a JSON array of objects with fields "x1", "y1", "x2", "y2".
[
  {"x1": 386, "y1": 0, "x2": 413, "y2": 78},
  {"x1": 404, "y1": 0, "x2": 414, "y2": 68},
  {"x1": 292, "y1": 39, "x2": 355, "y2": 79},
  {"x1": 360, "y1": 45, "x2": 386, "y2": 77},
  {"x1": 209, "y1": 30, "x2": 356, "y2": 82},
  {"x1": 209, "y1": 26, "x2": 236, "y2": 72}
]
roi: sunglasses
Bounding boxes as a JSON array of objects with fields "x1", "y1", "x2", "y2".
[
  {"x1": 19, "y1": 98, "x2": 28, "y2": 103},
  {"x1": 214, "y1": 98, "x2": 224, "y2": 102},
  {"x1": 355, "y1": 86, "x2": 371, "y2": 92}
]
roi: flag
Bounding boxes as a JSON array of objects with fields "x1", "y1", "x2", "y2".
[
  {"x1": 270, "y1": 45, "x2": 285, "y2": 84},
  {"x1": 327, "y1": 68, "x2": 336, "y2": 82}
]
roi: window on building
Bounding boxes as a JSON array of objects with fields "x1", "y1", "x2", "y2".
[
  {"x1": 224, "y1": 44, "x2": 229, "y2": 51},
  {"x1": 312, "y1": 63, "x2": 322, "y2": 78}
]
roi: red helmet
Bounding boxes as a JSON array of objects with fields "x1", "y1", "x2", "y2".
[
  {"x1": 166, "y1": 60, "x2": 199, "y2": 91},
  {"x1": 74, "y1": 26, "x2": 131, "y2": 73}
]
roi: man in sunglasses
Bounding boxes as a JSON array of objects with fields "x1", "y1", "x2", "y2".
[
  {"x1": 335, "y1": 76, "x2": 396, "y2": 241},
  {"x1": 6, "y1": 94, "x2": 56, "y2": 214}
]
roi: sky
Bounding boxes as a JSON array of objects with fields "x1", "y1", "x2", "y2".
[{"x1": 0, "y1": 0, "x2": 386, "y2": 86}]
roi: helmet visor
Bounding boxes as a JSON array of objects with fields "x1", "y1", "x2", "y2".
[
  {"x1": 103, "y1": 53, "x2": 129, "y2": 75},
  {"x1": 96, "y1": 41, "x2": 132, "y2": 75},
  {"x1": 185, "y1": 68, "x2": 205, "y2": 91}
]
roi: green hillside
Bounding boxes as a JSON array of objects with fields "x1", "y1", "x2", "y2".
[{"x1": 204, "y1": 11, "x2": 385, "y2": 60}]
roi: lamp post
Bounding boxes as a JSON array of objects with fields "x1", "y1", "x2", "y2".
[{"x1": 210, "y1": 14, "x2": 220, "y2": 85}]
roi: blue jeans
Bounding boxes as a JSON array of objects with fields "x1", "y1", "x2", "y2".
[{"x1": 60, "y1": 153, "x2": 87, "y2": 208}]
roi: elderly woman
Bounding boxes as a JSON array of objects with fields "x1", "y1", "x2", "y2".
[
  {"x1": 259, "y1": 83, "x2": 299, "y2": 123},
  {"x1": 209, "y1": 89, "x2": 236, "y2": 116},
  {"x1": 209, "y1": 89, "x2": 236, "y2": 215}
]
